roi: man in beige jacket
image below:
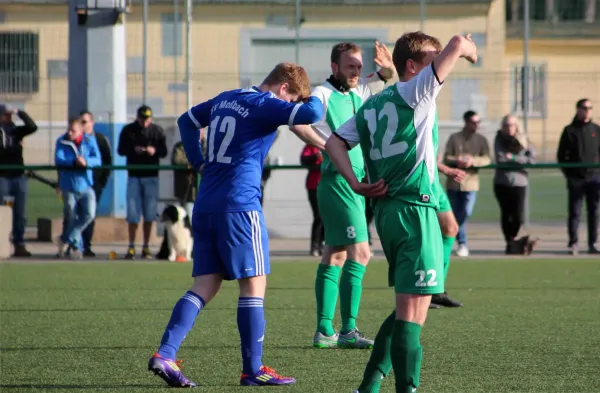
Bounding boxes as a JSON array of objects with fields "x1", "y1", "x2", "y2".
[{"x1": 443, "y1": 110, "x2": 491, "y2": 257}]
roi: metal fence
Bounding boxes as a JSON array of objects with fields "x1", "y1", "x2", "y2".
[{"x1": 2, "y1": 0, "x2": 600, "y2": 235}]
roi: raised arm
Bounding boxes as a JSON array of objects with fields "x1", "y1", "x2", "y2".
[
  {"x1": 260, "y1": 95, "x2": 323, "y2": 129},
  {"x1": 13, "y1": 110, "x2": 38, "y2": 138},
  {"x1": 432, "y1": 34, "x2": 478, "y2": 84},
  {"x1": 358, "y1": 41, "x2": 395, "y2": 97},
  {"x1": 290, "y1": 87, "x2": 329, "y2": 149}
]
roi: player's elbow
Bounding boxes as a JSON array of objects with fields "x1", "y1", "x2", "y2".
[
  {"x1": 324, "y1": 135, "x2": 342, "y2": 156},
  {"x1": 293, "y1": 97, "x2": 324, "y2": 126},
  {"x1": 177, "y1": 113, "x2": 194, "y2": 131}
]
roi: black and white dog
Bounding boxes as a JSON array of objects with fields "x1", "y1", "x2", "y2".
[{"x1": 159, "y1": 204, "x2": 193, "y2": 262}]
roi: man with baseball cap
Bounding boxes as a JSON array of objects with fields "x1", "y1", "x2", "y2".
[
  {"x1": 118, "y1": 105, "x2": 168, "y2": 259},
  {"x1": 0, "y1": 103, "x2": 38, "y2": 257}
]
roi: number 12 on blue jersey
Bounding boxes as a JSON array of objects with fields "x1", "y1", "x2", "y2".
[{"x1": 208, "y1": 115, "x2": 236, "y2": 164}]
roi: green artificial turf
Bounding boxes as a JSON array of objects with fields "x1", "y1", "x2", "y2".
[{"x1": 1, "y1": 259, "x2": 599, "y2": 392}]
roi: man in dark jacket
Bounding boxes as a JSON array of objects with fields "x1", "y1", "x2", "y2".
[
  {"x1": 0, "y1": 103, "x2": 38, "y2": 257},
  {"x1": 118, "y1": 105, "x2": 168, "y2": 260},
  {"x1": 557, "y1": 98, "x2": 600, "y2": 255},
  {"x1": 79, "y1": 110, "x2": 112, "y2": 257}
]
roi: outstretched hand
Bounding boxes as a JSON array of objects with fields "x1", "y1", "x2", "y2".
[
  {"x1": 350, "y1": 178, "x2": 388, "y2": 199},
  {"x1": 462, "y1": 34, "x2": 478, "y2": 64},
  {"x1": 374, "y1": 41, "x2": 393, "y2": 70}
]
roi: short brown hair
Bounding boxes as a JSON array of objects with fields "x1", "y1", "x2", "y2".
[
  {"x1": 330, "y1": 42, "x2": 362, "y2": 64},
  {"x1": 262, "y1": 62, "x2": 311, "y2": 100},
  {"x1": 392, "y1": 32, "x2": 442, "y2": 77},
  {"x1": 68, "y1": 117, "x2": 83, "y2": 128}
]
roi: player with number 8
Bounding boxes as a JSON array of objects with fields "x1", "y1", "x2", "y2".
[
  {"x1": 325, "y1": 32, "x2": 477, "y2": 393},
  {"x1": 291, "y1": 41, "x2": 395, "y2": 350}
]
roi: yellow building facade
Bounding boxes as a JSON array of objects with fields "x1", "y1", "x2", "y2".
[{"x1": 0, "y1": 0, "x2": 598, "y2": 155}]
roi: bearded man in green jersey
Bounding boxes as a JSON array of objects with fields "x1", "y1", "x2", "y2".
[
  {"x1": 293, "y1": 41, "x2": 395, "y2": 349},
  {"x1": 325, "y1": 31, "x2": 477, "y2": 393}
]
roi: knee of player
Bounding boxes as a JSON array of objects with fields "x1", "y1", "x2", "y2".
[
  {"x1": 322, "y1": 246, "x2": 346, "y2": 267},
  {"x1": 347, "y1": 242, "x2": 371, "y2": 264},
  {"x1": 443, "y1": 221, "x2": 459, "y2": 237},
  {"x1": 438, "y1": 213, "x2": 459, "y2": 237}
]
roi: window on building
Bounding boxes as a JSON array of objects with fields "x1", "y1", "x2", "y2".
[
  {"x1": 161, "y1": 13, "x2": 183, "y2": 57},
  {"x1": 0, "y1": 31, "x2": 39, "y2": 94},
  {"x1": 511, "y1": 64, "x2": 546, "y2": 117},
  {"x1": 506, "y1": 0, "x2": 596, "y2": 22}
]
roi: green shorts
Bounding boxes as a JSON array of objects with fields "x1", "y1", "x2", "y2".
[
  {"x1": 317, "y1": 176, "x2": 368, "y2": 247},
  {"x1": 375, "y1": 200, "x2": 444, "y2": 294},
  {"x1": 434, "y1": 180, "x2": 451, "y2": 213}
]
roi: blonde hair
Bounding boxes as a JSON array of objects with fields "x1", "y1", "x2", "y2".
[{"x1": 501, "y1": 114, "x2": 528, "y2": 149}]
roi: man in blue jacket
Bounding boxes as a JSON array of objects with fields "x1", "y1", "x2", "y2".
[{"x1": 54, "y1": 117, "x2": 101, "y2": 259}]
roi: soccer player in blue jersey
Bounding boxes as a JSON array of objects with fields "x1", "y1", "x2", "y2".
[{"x1": 147, "y1": 63, "x2": 326, "y2": 388}]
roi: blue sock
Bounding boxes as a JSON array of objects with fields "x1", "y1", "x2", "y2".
[
  {"x1": 237, "y1": 297, "x2": 265, "y2": 375},
  {"x1": 157, "y1": 291, "x2": 205, "y2": 360}
]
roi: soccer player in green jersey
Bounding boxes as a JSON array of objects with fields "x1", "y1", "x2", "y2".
[
  {"x1": 293, "y1": 41, "x2": 395, "y2": 349},
  {"x1": 325, "y1": 31, "x2": 477, "y2": 393}
]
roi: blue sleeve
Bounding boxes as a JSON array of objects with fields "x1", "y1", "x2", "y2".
[
  {"x1": 54, "y1": 142, "x2": 73, "y2": 167},
  {"x1": 258, "y1": 96, "x2": 324, "y2": 130},
  {"x1": 177, "y1": 99, "x2": 213, "y2": 170},
  {"x1": 86, "y1": 137, "x2": 102, "y2": 168}
]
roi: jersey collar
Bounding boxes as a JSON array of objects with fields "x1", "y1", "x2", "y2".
[{"x1": 326, "y1": 75, "x2": 351, "y2": 93}]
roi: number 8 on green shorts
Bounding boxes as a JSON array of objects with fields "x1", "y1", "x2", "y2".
[{"x1": 317, "y1": 175, "x2": 369, "y2": 247}]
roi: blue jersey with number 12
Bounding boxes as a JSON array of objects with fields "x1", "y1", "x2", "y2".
[{"x1": 177, "y1": 86, "x2": 323, "y2": 214}]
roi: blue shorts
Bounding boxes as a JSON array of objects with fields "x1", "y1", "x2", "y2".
[
  {"x1": 126, "y1": 176, "x2": 159, "y2": 224},
  {"x1": 192, "y1": 210, "x2": 270, "y2": 280}
]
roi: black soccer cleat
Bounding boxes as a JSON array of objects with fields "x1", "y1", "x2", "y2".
[{"x1": 431, "y1": 292, "x2": 463, "y2": 308}]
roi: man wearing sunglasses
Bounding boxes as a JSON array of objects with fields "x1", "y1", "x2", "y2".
[
  {"x1": 442, "y1": 110, "x2": 491, "y2": 258},
  {"x1": 557, "y1": 98, "x2": 600, "y2": 255}
]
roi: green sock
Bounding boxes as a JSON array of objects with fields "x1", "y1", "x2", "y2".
[
  {"x1": 442, "y1": 235, "x2": 455, "y2": 282},
  {"x1": 357, "y1": 310, "x2": 395, "y2": 393},
  {"x1": 315, "y1": 264, "x2": 341, "y2": 336},
  {"x1": 391, "y1": 320, "x2": 423, "y2": 393},
  {"x1": 339, "y1": 260, "x2": 366, "y2": 333}
]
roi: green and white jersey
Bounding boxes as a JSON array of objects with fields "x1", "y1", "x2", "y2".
[
  {"x1": 312, "y1": 74, "x2": 386, "y2": 180},
  {"x1": 335, "y1": 64, "x2": 443, "y2": 208}
]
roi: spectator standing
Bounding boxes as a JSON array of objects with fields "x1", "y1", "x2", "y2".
[
  {"x1": 557, "y1": 98, "x2": 600, "y2": 255},
  {"x1": 118, "y1": 105, "x2": 168, "y2": 259},
  {"x1": 301, "y1": 143, "x2": 324, "y2": 256},
  {"x1": 55, "y1": 118, "x2": 101, "y2": 259},
  {"x1": 0, "y1": 103, "x2": 38, "y2": 257},
  {"x1": 79, "y1": 110, "x2": 112, "y2": 257},
  {"x1": 493, "y1": 114, "x2": 537, "y2": 254},
  {"x1": 443, "y1": 110, "x2": 491, "y2": 257}
]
